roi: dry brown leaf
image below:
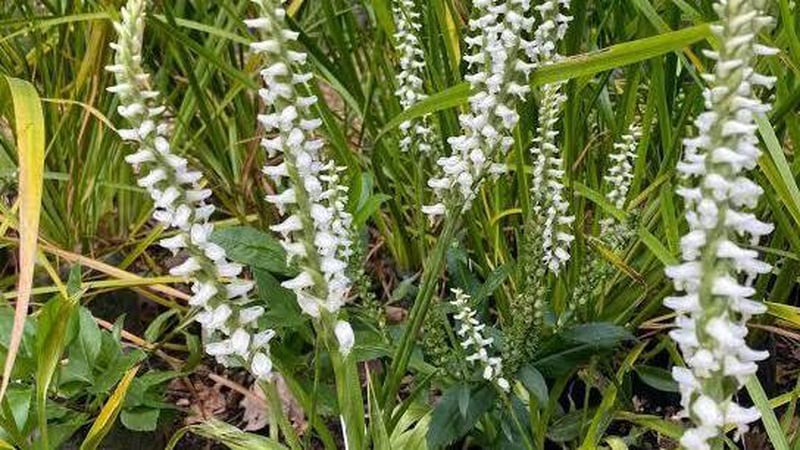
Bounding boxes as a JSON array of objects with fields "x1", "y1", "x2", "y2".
[{"x1": 240, "y1": 375, "x2": 307, "y2": 434}]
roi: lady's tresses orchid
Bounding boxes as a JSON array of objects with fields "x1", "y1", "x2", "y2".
[
  {"x1": 392, "y1": 0, "x2": 433, "y2": 154},
  {"x1": 424, "y1": 0, "x2": 536, "y2": 217},
  {"x1": 527, "y1": 0, "x2": 574, "y2": 274},
  {"x1": 108, "y1": 0, "x2": 274, "y2": 379},
  {"x1": 665, "y1": 0, "x2": 777, "y2": 447},
  {"x1": 450, "y1": 289, "x2": 509, "y2": 391},
  {"x1": 248, "y1": 0, "x2": 355, "y2": 356}
]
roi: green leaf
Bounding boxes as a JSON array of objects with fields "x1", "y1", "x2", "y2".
[
  {"x1": 79, "y1": 365, "x2": 140, "y2": 450},
  {"x1": 756, "y1": 114, "x2": 800, "y2": 229},
  {"x1": 143, "y1": 310, "x2": 178, "y2": 343},
  {"x1": 211, "y1": 226, "x2": 293, "y2": 276},
  {"x1": 76, "y1": 307, "x2": 102, "y2": 366},
  {"x1": 533, "y1": 323, "x2": 635, "y2": 378},
  {"x1": 0, "y1": 76, "x2": 46, "y2": 404},
  {"x1": 35, "y1": 266, "x2": 81, "y2": 449},
  {"x1": 426, "y1": 384, "x2": 496, "y2": 449},
  {"x1": 615, "y1": 412, "x2": 684, "y2": 439},
  {"x1": 518, "y1": 364, "x2": 548, "y2": 406},
  {"x1": 378, "y1": 83, "x2": 471, "y2": 139},
  {"x1": 547, "y1": 409, "x2": 587, "y2": 443},
  {"x1": 531, "y1": 24, "x2": 711, "y2": 86},
  {"x1": 378, "y1": 25, "x2": 712, "y2": 139},
  {"x1": 166, "y1": 419, "x2": 288, "y2": 450},
  {"x1": 366, "y1": 372, "x2": 391, "y2": 450},
  {"x1": 457, "y1": 385, "x2": 470, "y2": 418},
  {"x1": 253, "y1": 269, "x2": 304, "y2": 329},
  {"x1": 353, "y1": 193, "x2": 391, "y2": 227},
  {"x1": 745, "y1": 376, "x2": 790, "y2": 450},
  {"x1": 472, "y1": 263, "x2": 515, "y2": 306},
  {"x1": 635, "y1": 366, "x2": 679, "y2": 393},
  {"x1": 120, "y1": 407, "x2": 160, "y2": 432}
]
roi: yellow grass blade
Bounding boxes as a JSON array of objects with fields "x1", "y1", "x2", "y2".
[
  {"x1": 79, "y1": 365, "x2": 140, "y2": 450},
  {"x1": 0, "y1": 76, "x2": 45, "y2": 402},
  {"x1": 287, "y1": 0, "x2": 304, "y2": 17}
]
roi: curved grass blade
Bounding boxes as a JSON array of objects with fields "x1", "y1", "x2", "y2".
[
  {"x1": 166, "y1": 419, "x2": 289, "y2": 450},
  {"x1": 378, "y1": 24, "x2": 712, "y2": 137},
  {"x1": 0, "y1": 76, "x2": 45, "y2": 403}
]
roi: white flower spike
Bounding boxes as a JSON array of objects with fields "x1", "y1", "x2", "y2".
[
  {"x1": 665, "y1": 0, "x2": 776, "y2": 447},
  {"x1": 249, "y1": 0, "x2": 355, "y2": 353},
  {"x1": 392, "y1": 0, "x2": 434, "y2": 154},
  {"x1": 424, "y1": 0, "x2": 537, "y2": 217},
  {"x1": 108, "y1": 0, "x2": 274, "y2": 379},
  {"x1": 450, "y1": 289, "x2": 509, "y2": 392},
  {"x1": 527, "y1": 0, "x2": 574, "y2": 275}
]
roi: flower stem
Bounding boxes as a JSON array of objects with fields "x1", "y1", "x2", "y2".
[
  {"x1": 260, "y1": 379, "x2": 302, "y2": 450},
  {"x1": 381, "y1": 214, "x2": 460, "y2": 414}
]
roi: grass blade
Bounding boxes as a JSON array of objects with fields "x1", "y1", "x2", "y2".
[
  {"x1": 745, "y1": 376, "x2": 791, "y2": 450},
  {"x1": 379, "y1": 24, "x2": 712, "y2": 137},
  {"x1": 0, "y1": 76, "x2": 45, "y2": 403},
  {"x1": 79, "y1": 365, "x2": 140, "y2": 450}
]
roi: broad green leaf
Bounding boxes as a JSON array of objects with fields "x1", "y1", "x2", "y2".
[
  {"x1": 518, "y1": 364, "x2": 548, "y2": 406},
  {"x1": 635, "y1": 366, "x2": 679, "y2": 393},
  {"x1": 211, "y1": 226, "x2": 292, "y2": 275},
  {"x1": 120, "y1": 407, "x2": 160, "y2": 432},
  {"x1": 253, "y1": 269, "x2": 304, "y2": 329},
  {"x1": 0, "y1": 76, "x2": 45, "y2": 403},
  {"x1": 533, "y1": 323, "x2": 635, "y2": 378},
  {"x1": 547, "y1": 409, "x2": 587, "y2": 443},
  {"x1": 426, "y1": 384, "x2": 496, "y2": 449}
]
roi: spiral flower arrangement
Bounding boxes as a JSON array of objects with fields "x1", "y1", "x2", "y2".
[
  {"x1": 423, "y1": 0, "x2": 536, "y2": 217},
  {"x1": 527, "y1": 0, "x2": 574, "y2": 274},
  {"x1": 392, "y1": 0, "x2": 434, "y2": 155},
  {"x1": 664, "y1": 0, "x2": 777, "y2": 447},
  {"x1": 107, "y1": 0, "x2": 274, "y2": 379},
  {"x1": 248, "y1": 0, "x2": 355, "y2": 356},
  {"x1": 450, "y1": 289, "x2": 510, "y2": 391}
]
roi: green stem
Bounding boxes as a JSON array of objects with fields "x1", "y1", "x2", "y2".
[
  {"x1": 381, "y1": 215, "x2": 460, "y2": 415},
  {"x1": 329, "y1": 342, "x2": 366, "y2": 450},
  {"x1": 499, "y1": 390, "x2": 535, "y2": 450},
  {"x1": 304, "y1": 333, "x2": 324, "y2": 450},
  {"x1": 260, "y1": 380, "x2": 302, "y2": 450}
]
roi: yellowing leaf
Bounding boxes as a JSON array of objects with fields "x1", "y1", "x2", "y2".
[
  {"x1": 79, "y1": 365, "x2": 140, "y2": 450},
  {"x1": 0, "y1": 76, "x2": 45, "y2": 403}
]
